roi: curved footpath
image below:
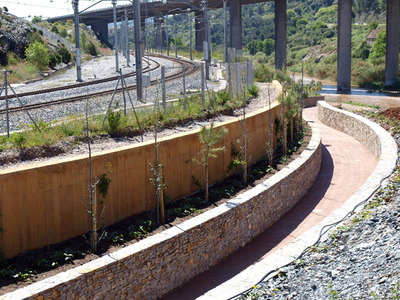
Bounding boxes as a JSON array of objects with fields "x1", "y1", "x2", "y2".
[{"x1": 161, "y1": 106, "x2": 380, "y2": 299}]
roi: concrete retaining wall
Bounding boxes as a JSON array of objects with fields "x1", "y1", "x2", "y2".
[{"x1": 3, "y1": 116, "x2": 322, "y2": 299}]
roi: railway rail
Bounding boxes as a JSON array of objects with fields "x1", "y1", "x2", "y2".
[{"x1": 0, "y1": 54, "x2": 199, "y2": 114}]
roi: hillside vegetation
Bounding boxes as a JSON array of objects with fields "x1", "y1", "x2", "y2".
[{"x1": 167, "y1": 0, "x2": 391, "y2": 90}]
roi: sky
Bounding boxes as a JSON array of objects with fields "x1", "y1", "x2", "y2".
[{"x1": 1, "y1": 0, "x2": 132, "y2": 20}]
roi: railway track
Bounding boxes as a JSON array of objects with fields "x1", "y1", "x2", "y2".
[{"x1": 0, "y1": 54, "x2": 198, "y2": 114}]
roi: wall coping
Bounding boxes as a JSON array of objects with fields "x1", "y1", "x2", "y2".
[{"x1": 3, "y1": 109, "x2": 322, "y2": 299}]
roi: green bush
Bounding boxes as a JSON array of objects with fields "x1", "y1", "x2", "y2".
[
  {"x1": 48, "y1": 54, "x2": 58, "y2": 68},
  {"x1": 248, "y1": 84, "x2": 259, "y2": 97},
  {"x1": 106, "y1": 109, "x2": 124, "y2": 134},
  {"x1": 7, "y1": 52, "x2": 18, "y2": 65},
  {"x1": 50, "y1": 25, "x2": 59, "y2": 34},
  {"x1": 255, "y1": 64, "x2": 273, "y2": 82},
  {"x1": 28, "y1": 31, "x2": 44, "y2": 45},
  {"x1": 25, "y1": 41, "x2": 49, "y2": 70},
  {"x1": 31, "y1": 16, "x2": 41, "y2": 24},
  {"x1": 369, "y1": 30, "x2": 386, "y2": 61},
  {"x1": 59, "y1": 27, "x2": 68, "y2": 38},
  {"x1": 10, "y1": 132, "x2": 26, "y2": 150},
  {"x1": 87, "y1": 41, "x2": 98, "y2": 56},
  {"x1": 57, "y1": 47, "x2": 72, "y2": 64}
]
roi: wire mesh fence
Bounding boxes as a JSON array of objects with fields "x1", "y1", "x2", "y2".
[{"x1": 0, "y1": 55, "x2": 213, "y2": 135}]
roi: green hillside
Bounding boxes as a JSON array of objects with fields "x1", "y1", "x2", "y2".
[{"x1": 168, "y1": 0, "x2": 390, "y2": 89}]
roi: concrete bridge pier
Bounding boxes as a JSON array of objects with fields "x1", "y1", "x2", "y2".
[
  {"x1": 385, "y1": 0, "x2": 399, "y2": 85},
  {"x1": 89, "y1": 20, "x2": 110, "y2": 47},
  {"x1": 275, "y1": 0, "x2": 286, "y2": 70},
  {"x1": 195, "y1": 11, "x2": 205, "y2": 52},
  {"x1": 230, "y1": 0, "x2": 242, "y2": 57},
  {"x1": 337, "y1": 0, "x2": 352, "y2": 91},
  {"x1": 154, "y1": 16, "x2": 164, "y2": 53}
]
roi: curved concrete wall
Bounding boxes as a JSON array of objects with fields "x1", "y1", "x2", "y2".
[{"x1": 3, "y1": 118, "x2": 322, "y2": 299}]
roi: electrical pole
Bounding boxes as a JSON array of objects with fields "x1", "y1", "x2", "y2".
[
  {"x1": 175, "y1": 26, "x2": 177, "y2": 58},
  {"x1": 112, "y1": 0, "x2": 119, "y2": 72},
  {"x1": 204, "y1": 1, "x2": 210, "y2": 79},
  {"x1": 165, "y1": 15, "x2": 169, "y2": 56},
  {"x1": 72, "y1": 0, "x2": 82, "y2": 82},
  {"x1": 160, "y1": 19, "x2": 163, "y2": 55},
  {"x1": 125, "y1": 9, "x2": 130, "y2": 66},
  {"x1": 133, "y1": 0, "x2": 143, "y2": 100},
  {"x1": 189, "y1": 13, "x2": 193, "y2": 60},
  {"x1": 223, "y1": 0, "x2": 228, "y2": 64}
]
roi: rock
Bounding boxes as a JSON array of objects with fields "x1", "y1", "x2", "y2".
[{"x1": 0, "y1": 11, "x2": 32, "y2": 65}]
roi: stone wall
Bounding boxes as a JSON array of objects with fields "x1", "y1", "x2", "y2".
[
  {"x1": 4, "y1": 118, "x2": 322, "y2": 299},
  {"x1": 318, "y1": 101, "x2": 382, "y2": 158},
  {"x1": 303, "y1": 96, "x2": 325, "y2": 108}
]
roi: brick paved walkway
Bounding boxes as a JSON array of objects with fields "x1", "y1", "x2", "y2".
[{"x1": 161, "y1": 106, "x2": 378, "y2": 300}]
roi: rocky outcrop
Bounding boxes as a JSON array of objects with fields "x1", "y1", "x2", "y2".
[{"x1": 0, "y1": 11, "x2": 32, "y2": 65}]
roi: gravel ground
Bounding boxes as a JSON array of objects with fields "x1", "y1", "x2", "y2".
[
  {"x1": 0, "y1": 54, "x2": 217, "y2": 134},
  {"x1": 0, "y1": 57, "x2": 269, "y2": 170},
  {"x1": 241, "y1": 113, "x2": 400, "y2": 300}
]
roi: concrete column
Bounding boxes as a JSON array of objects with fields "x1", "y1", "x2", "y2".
[
  {"x1": 154, "y1": 17, "x2": 163, "y2": 53},
  {"x1": 385, "y1": 0, "x2": 399, "y2": 85},
  {"x1": 89, "y1": 21, "x2": 110, "y2": 46},
  {"x1": 275, "y1": 0, "x2": 286, "y2": 70},
  {"x1": 230, "y1": 0, "x2": 242, "y2": 56},
  {"x1": 195, "y1": 10, "x2": 205, "y2": 52},
  {"x1": 337, "y1": 0, "x2": 352, "y2": 91}
]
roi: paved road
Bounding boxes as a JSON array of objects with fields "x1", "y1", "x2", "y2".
[{"x1": 161, "y1": 106, "x2": 378, "y2": 299}]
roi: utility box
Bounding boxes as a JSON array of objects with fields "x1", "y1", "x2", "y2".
[
  {"x1": 203, "y1": 41, "x2": 209, "y2": 60},
  {"x1": 143, "y1": 74, "x2": 151, "y2": 87}
]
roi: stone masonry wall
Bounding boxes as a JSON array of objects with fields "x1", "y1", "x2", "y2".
[
  {"x1": 5, "y1": 120, "x2": 322, "y2": 300},
  {"x1": 318, "y1": 101, "x2": 381, "y2": 158},
  {"x1": 303, "y1": 96, "x2": 325, "y2": 108}
]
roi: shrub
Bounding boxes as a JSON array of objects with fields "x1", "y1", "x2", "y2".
[
  {"x1": 48, "y1": 53, "x2": 58, "y2": 68},
  {"x1": 87, "y1": 41, "x2": 98, "y2": 56},
  {"x1": 59, "y1": 27, "x2": 68, "y2": 38},
  {"x1": 369, "y1": 30, "x2": 386, "y2": 61},
  {"x1": 57, "y1": 47, "x2": 72, "y2": 64},
  {"x1": 7, "y1": 52, "x2": 18, "y2": 65},
  {"x1": 248, "y1": 84, "x2": 259, "y2": 97},
  {"x1": 106, "y1": 109, "x2": 124, "y2": 134},
  {"x1": 10, "y1": 132, "x2": 26, "y2": 150},
  {"x1": 28, "y1": 31, "x2": 44, "y2": 44},
  {"x1": 50, "y1": 25, "x2": 59, "y2": 34},
  {"x1": 255, "y1": 64, "x2": 273, "y2": 82},
  {"x1": 25, "y1": 41, "x2": 49, "y2": 70},
  {"x1": 254, "y1": 52, "x2": 269, "y2": 64},
  {"x1": 31, "y1": 16, "x2": 41, "y2": 24}
]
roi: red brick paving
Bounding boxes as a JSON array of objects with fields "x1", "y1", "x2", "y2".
[{"x1": 161, "y1": 106, "x2": 377, "y2": 300}]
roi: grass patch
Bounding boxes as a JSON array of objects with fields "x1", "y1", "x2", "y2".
[
  {"x1": 0, "y1": 89, "x2": 249, "y2": 154},
  {"x1": 343, "y1": 101, "x2": 380, "y2": 109}
]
